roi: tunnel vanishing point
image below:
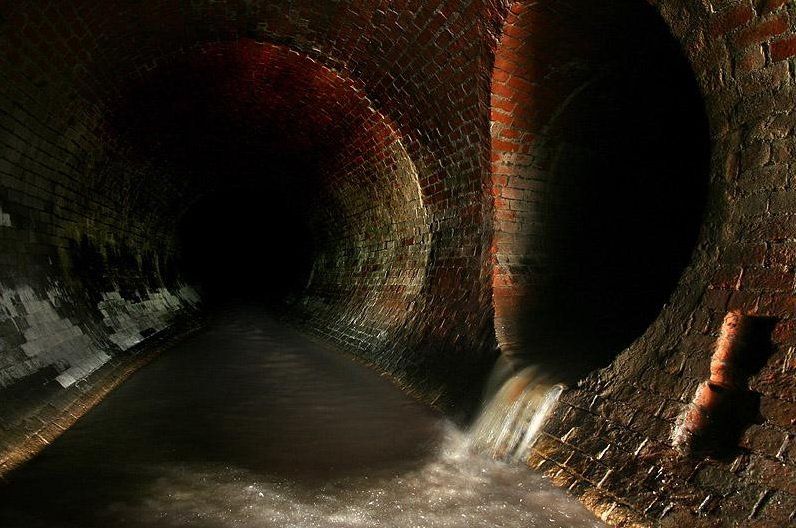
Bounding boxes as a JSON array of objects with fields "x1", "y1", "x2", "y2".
[{"x1": 0, "y1": 1, "x2": 795, "y2": 527}]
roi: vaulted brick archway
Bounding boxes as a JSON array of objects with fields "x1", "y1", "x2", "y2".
[{"x1": 0, "y1": 1, "x2": 794, "y2": 526}]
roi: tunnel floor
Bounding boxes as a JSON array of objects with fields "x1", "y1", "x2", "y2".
[{"x1": 0, "y1": 303, "x2": 603, "y2": 528}]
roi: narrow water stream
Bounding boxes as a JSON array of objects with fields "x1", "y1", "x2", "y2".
[{"x1": 0, "y1": 304, "x2": 603, "y2": 528}]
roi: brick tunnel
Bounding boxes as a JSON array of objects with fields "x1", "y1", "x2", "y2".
[{"x1": 0, "y1": 1, "x2": 794, "y2": 527}]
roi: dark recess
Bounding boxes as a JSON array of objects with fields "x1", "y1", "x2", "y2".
[
  {"x1": 518, "y1": 1, "x2": 711, "y2": 382},
  {"x1": 177, "y1": 186, "x2": 314, "y2": 305}
]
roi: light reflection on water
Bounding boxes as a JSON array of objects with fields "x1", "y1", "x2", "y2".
[{"x1": 0, "y1": 305, "x2": 603, "y2": 528}]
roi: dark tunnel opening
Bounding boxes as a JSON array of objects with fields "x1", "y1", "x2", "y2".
[
  {"x1": 492, "y1": 0, "x2": 711, "y2": 382},
  {"x1": 2, "y1": 0, "x2": 795, "y2": 526},
  {"x1": 536, "y1": 64, "x2": 711, "y2": 379},
  {"x1": 176, "y1": 185, "x2": 315, "y2": 305},
  {"x1": 100, "y1": 40, "x2": 413, "y2": 313}
]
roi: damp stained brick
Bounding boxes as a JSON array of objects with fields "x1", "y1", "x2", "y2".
[{"x1": 0, "y1": 1, "x2": 794, "y2": 527}]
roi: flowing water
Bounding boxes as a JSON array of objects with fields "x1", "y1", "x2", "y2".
[
  {"x1": 0, "y1": 304, "x2": 603, "y2": 528},
  {"x1": 468, "y1": 365, "x2": 565, "y2": 462}
]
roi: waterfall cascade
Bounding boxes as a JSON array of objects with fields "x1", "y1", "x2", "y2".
[{"x1": 468, "y1": 365, "x2": 565, "y2": 463}]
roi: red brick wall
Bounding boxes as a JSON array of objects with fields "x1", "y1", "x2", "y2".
[
  {"x1": 0, "y1": 0, "x2": 794, "y2": 525},
  {"x1": 490, "y1": 0, "x2": 710, "y2": 379},
  {"x1": 0, "y1": 0, "x2": 502, "y2": 444},
  {"x1": 491, "y1": 1, "x2": 796, "y2": 526}
]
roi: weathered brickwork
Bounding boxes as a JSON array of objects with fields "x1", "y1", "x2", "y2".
[
  {"x1": 0, "y1": 0, "x2": 205, "y2": 475},
  {"x1": 499, "y1": 0, "x2": 796, "y2": 526},
  {"x1": 490, "y1": 0, "x2": 711, "y2": 379},
  {"x1": 0, "y1": 0, "x2": 504, "y2": 465},
  {"x1": 0, "y1": 1, "x2": 793, "y2": 527}
]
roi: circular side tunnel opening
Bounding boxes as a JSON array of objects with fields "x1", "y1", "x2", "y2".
[
  {"x1": 491, "y1": 0, "x2": 711, "y2": 382},
  {"x1": 535, "y1": 63, "x2": 710, "y2": 378}
]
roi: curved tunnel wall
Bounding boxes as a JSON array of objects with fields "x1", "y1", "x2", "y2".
[
  {"x1": 0, "y1": 1, "x2": 794, "y2": 526},
  {"x1": 111, "y1": 39, "x2": 435, "y2": 350},
  {"x1": 0, "y1": 0, "x2": 499, "y2": 475},
  {"x1": 503, "y1": 1, "x2": 796, "y2": 526},
  {"x1": 490, "y1": 0, "x2": 711, "y2": 380}
]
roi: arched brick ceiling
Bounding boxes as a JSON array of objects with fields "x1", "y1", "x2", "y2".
[
  {"x1": 0, "y1": 0, "x2": 504, "y2": 412},
  {"x1": 1, "y1": 1, "x2": 795, "y2": 525}
]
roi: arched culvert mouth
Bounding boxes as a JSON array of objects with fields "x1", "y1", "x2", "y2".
[
  {"x1": 109, "y1": 40, "x2": 430, "y2": 315},
  {"x1": 0, "y1": 0, "x2": 506, "y2": 421},
  {"x1": 490, "y1": 0, "x2": 711, "y2": 383},
  {"x1": 176, "y1": 184, "x2": 316, "y2": 304}
]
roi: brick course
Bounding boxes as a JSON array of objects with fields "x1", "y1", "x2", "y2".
[
  {"x1": 498, "y1": 1, "x2": 796, "y2": 525},
  {"x1": 0, "y1": 1, "x2": 794, "y2": 526}
]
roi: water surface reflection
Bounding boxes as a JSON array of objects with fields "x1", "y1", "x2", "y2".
[{"x1": 0, "y1": 305, "x2": 602, "y2": 528}]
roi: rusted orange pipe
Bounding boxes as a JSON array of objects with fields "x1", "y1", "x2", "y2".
[
  {"x1": 674, "y1": 311, "x2": 758, "y2": 454},
  {"x1": 709, "y1": 310, "x2": 753, "y2": 389}
]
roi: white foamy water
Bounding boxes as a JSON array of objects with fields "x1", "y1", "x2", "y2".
[
  {"x1": 99, "y1": 426, "x2": 601, "y2": 528},
  {"x1": 469, "y1": 366, "x2": 565, "y2": 463}
]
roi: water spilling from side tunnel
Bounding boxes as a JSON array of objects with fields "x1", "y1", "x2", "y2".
[{"x1": 468, "y1": 365, "x2": 566, "y2": 463}]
